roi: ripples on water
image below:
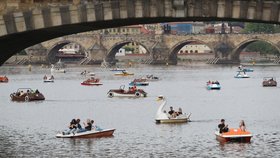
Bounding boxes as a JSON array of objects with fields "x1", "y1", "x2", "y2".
[{"x1": 0, "y1": 64, "x2": 280, "y2": 157}]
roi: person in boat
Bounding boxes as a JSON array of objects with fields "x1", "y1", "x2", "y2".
[
  {"x1": 177, "y1": 107, "x2": 183, "y2": 115},
  {"x1": 207, "y1": 80, "x2": 211, "y2": 84},
  {"x1": 20, "y1": 91, "x2": 24, "y2": 96},
  {"x1": 218, "y1": 119, "x2": 229, "y2": 133},
  {"x1": 63, "y1": 119, "x2": 77, "y2": 135},
  {"x1": 215, "y1": 81, "x2": 220, "y2": 84},
  {"x1": 83, "y1": 119, "x2": 93, "y2": 131},
  {"x1": 168, "y1": 106, "x2": 176, "y2": 118},
  {"x1": 239, "y1": 120, "x2": 246, "y2": 132},
  {"x1": 73, "y1": 118, "x2": 83, "y2": 133},
  {"x1": 43, "y1": 75, "x2": 47, "y2": 80},
  {"x1": 269, "y1": 78, "x2": 274, "y2": 81},
  {"x1": 50, "y1": 75, "x2": 54, "y2": 80},
  {"x1": 35, "y1": 89, "x2": 40, "y2": 94}
]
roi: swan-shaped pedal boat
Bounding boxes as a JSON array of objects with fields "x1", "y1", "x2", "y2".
[
  {"x1": 155, "y1": 95, "x2": 191, "y2": 124},
  {"x1": 215, "y1": 128, "x2": 252, "y2": 143}
]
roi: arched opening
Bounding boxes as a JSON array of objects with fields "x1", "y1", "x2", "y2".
[
  {"x1": 169, "y1": 40, "x2": 213, "y2": 63},
  {"x1": 106, "y1": 41, "x2": 150, "y2": 65},
  {"x1": 232, "y1": 40, "x2": 280, "y2": 63},
  {"x1": 48, "y1": 41, "x2": 87, "y2": 64}
]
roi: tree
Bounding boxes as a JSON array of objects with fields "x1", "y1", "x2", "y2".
[
  {"x1": 245, "y1": 41, "x2": 279, "y2": 55},
  {"x1": 243, "y1": 23, "x2": 280, "y2": 33}
]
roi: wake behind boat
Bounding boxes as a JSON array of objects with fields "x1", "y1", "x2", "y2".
[
  {"x1": 56, "y1": 128, "x2": 115, "y2": 138},
  {"x1": 155, "y1": 95, "x2": 191, "y2": 124}
]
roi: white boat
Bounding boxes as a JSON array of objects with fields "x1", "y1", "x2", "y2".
[
  {"x1": 43, "y1": 76, "x2": 54, "y2": 83},
  {"x1": 155, "y1": 95, "x2": 191, "y2": 124},
  {"x1": 56, "y1": 128, "x2": 115, "y2": 138},
  {"x1": 145, "y1": 75, "x2": 160, "y2": 81},
  {"x1": 206, "y1": 81, "x2": 221, "y2": 90},
  {"x1": 51, "y1": 64, "x2": 66, "y2": 73},
  {"x1": 234, "y1": 71, "x2": 249, "y2": 78},
  {"x1": 110, "y1": 68, "x2": 126, "y2": 72}
]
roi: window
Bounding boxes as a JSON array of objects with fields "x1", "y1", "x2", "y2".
[{"x1": 195, "y1": 50, "x2": 198, "y2": 53}]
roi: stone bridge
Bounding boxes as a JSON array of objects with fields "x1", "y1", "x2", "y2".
[
  {"x1": 39, "y1": 33, "x2": 280, "y2": 64},
  {"x1": 1, "y1": 0, "x2": 280, "y2": 65}
]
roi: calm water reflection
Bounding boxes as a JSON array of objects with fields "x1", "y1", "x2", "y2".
[{"x1": 0, "y1": 64, "x2": 280, "y2": 157}]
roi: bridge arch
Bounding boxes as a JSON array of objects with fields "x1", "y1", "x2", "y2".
[
  {"x1": 1, "y1": 0, "x2": 280, "y2": 65},
  {"x1": 231, "y1": 39, "x2": 280, "y2": 61},
  {"x1": 169, "y1": 39, "x2": 214, "y2": 64},
  {"x1": 106, "y1": 41, "x2": 151, "y2": 64},
  {"x1": 48, "y1": 40, "x2": 87, "y2": 64}
]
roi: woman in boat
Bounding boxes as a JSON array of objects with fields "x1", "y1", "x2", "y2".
[
  {"x1": 239, "y1": 120, "x2": 246, "y2": 131},
  {"x1": 63, "y1": 119, "x2": 77, "y2": 135},
  {"x1": 83, "y1": 119, "x2": 93, "y2": 131},
  {"x1": 218, "y1": 119, "x2": 229, "y2": 133}
]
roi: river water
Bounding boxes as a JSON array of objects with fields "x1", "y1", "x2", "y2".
[{"x1": 0, "y1": 64, "x2": 280, "y2": 157}]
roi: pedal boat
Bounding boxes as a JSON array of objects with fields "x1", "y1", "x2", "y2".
[
  {"x1": 56, "y1": 128, "x2": 115, "y2": 138},
  {"x1": 43, "y1": 76, "x2": 54, "y2": 83},
  {"x1": 234, "y1": 71, "x2": 250, "y2": 78},
  {"x1": 51, "y1": 64, "x2": 66, "y2": 73},
  {"x1": 107, "y1": 85, "x2": 147, "y2": 98},
  {"x1": 215, "y1": 128, "x2": 252, "y2": 143},
  {"x1": 206, "y1": 82, "x2": 221, "y2": 90},
  {"x1": 0, "y1": 76, "x2": 8, "y2": 83},
  {"x1": 10, "y1": 88, "x2": 45, "y2": 102},
  {"x1": 81, "y1": 78, "x2": 103, "y2": 86},
  {"x1": 262, "y1": 77, "x2": 277, "y2": 87},
  {"x1": 155, "y1": 96, "x2": 191, "y2": 124},
  {"x1": 145, "y1": 75, "x2": 160, "y2": 81},
  {"x1": 129, "y1": 78, "x2": 149, "y2": 86},
  {"x1": 114, "y1": 71, "x2": 134, "y2": 76}
]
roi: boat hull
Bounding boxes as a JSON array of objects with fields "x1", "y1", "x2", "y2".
[
  {"x1": 129, "y1": 82, "x2": 149, "y2": 86},
  {"x1": 155, "y1": 118, "x2": 189, "y2": 124},
  {"x1": 107, "y1": 91, "x2": 147, "y2": 98},
  {"x1": 56, "y1": 129, "x2": 115, "y2": 138},
  {"x1": 207, "y1": 84, "x2": 221, "y2": 90},
  {"x1": 234, "y1": 76, "x2": 250, "y2": 78},
  {"x1": 81, "y1": 82, "x2": 103, "y2": 86},
  {"x1": 215, "y1": 129, "x2": 252, "y2": 143}
]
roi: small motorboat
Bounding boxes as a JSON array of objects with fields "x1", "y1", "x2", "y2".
[
  {"x1": 107, "y1": 85, "x2": 147, "y2": 98},
  {"x1": 206, "y1": 81, "x2": 221, "y2": 90},
  {"x1": 10, "y1": 88, "x2": 45, "y2": 102},
  {"x1": 145, "y1": 75, "x2": 159, "y2": 81},
  {"x1": 215, "y1": 128, "x2": 253, "y2": 143},
  {"x1": 43, "y1": 75, "x2": 54, "y2": 83},
  {"x1": 129, "y1": 78, "x2": 149, "y2": 86},
  {"x1": 0, "y1": 76, "x2": 8, "y2": 83},
  {"x1": 56, "y1": 128, "x2": 115, "y2": 138},
  {"x1": 263, "y1": 77, "x2": 277, "y2": 87},
  {"x1": 81, "y1": 78, "x2": 103, "y2": 86},
  {"x1": 51, "y1": 64, "x2": 66, "y2": 73},
  {"x1": 114, "y1": 71, "x2": 134, "y2": 76},
  {"x1": 110, "y1": 68, "x2": 126, "y2": 72},
  {"x1": 155, "y1": 95, "x2": 191, "y2": 124},
  {"x1": 234, "y1": 71, "x2": 250, "y2": 78}
]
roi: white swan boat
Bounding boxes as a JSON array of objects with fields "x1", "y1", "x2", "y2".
[{"x1": 155, "y1": 95, "x2": 191, "y2": 124}]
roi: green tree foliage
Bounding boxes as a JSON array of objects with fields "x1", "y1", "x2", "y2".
[
  {"x1": 245, "y1": 41, "x2": 279, "y2": 55},
  {"x1": 17, "y1": 50, "x2": 27, "y2": 55},
  {"x1": 243, "y1": 23, "x2": 280, "y2": 33}
]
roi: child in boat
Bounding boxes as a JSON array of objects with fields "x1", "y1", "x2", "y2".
[{"x1": 239, "y1": 120, "x2": 246, "y2": 131}]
